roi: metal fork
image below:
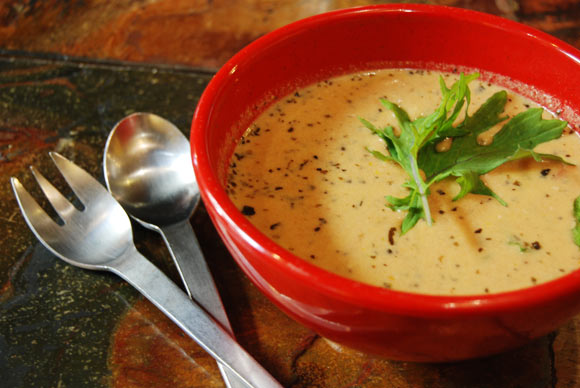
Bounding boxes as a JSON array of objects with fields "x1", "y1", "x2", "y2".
[{"x1": 10, "y1": 152, "x2": 282, "y2": 388}]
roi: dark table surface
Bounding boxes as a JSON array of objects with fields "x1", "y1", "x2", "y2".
[{"x1": 1, "y1": 1, "x2": 580, "y2": 387}]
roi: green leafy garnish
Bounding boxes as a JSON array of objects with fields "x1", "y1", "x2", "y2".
[
  {"x1": 572, "y1": 196, "x2": 580, "y2": 247},
  {"x1": 361, "y1": 73, "x2": 569, "y2": 234},
  {"x1": 508, "y1": 239, "x2": 529, "y2": 253}
]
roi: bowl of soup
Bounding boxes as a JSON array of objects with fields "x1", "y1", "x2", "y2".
[{"x1": 190, "y1": 4, "x2": 580, "y2": 361}]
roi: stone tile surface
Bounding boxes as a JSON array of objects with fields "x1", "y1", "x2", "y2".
[{"x1": 1, "y1": 1, "x2": 580, "y2": 387}]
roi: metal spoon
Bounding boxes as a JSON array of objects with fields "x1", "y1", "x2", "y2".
[{"x1": 103, "y1": 112, "x2": 247, "y2": 388}]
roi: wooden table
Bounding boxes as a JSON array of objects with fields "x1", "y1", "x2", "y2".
[{"x1": 1, "y1": 1, "x2": 579, "y2": 387}]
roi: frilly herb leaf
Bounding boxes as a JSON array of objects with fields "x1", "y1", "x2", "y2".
[
  {"x1": 361, "y1": 73, "x2": 569, "y2": 234},
  {"x1": 572, "y1": 196, "x2": 580, "y2": 247}
]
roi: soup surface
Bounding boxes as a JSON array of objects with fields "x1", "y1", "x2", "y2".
[{"x1": 226, "y1": 69, "x2": 580, "y2": 295}]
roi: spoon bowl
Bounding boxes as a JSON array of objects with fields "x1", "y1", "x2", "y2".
[
  {"x1": 104, "y1": 113, "x2": 199, "y2": 228},
  {"x1": 104, "y1": 112, "x2": 245, "y2": 388}
]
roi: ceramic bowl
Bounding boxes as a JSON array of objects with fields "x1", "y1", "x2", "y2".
[{"x1": 191, "y1": 4, "x2": 580, "y2": 361}]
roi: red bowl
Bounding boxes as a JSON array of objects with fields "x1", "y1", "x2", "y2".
[{"x1": 191, "y1": 4, "x2": 580, "y2": 361}]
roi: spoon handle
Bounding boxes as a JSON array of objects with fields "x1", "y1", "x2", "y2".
[
  {"x1": 111, "y1": 247, "x2": 283, "y2": 388},
  {"x1": 160, "y1": 220, "x2": 232, "y2": 330},
  {"x1": 160, "y1": 221, "x2": 248, "y2": 388}
]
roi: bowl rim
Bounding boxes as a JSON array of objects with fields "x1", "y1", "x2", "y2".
[{"x1": 191, "y1": 3, "x2": 580, "y2": 318}]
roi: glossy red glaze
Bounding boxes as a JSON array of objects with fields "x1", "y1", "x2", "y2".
[{"x1": 191, "y1": 4, "x2": 580, "y2": 361}]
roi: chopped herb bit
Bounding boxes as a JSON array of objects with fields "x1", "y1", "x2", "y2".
[
  {"x1": 508, "y1": 238, "x2": 542, "y2": 252},
  {"x1": 508, "y1": 239, "x2": 527, "y2": 252},
  {"x1": 388, "y1": 227, "x2": 396, "y2": 245}
]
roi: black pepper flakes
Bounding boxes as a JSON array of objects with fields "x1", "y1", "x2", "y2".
[
  {"x1": 531, "y1": 241, "x2": 541, "y2": 250},
  {"x1": 541, "y1": 168, "x2": 551, "y2": 176},
  {"x1": 241, "y1": 206, "x2": 255, "y2": 216}
]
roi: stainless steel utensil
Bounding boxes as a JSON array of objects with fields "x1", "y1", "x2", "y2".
[
  {"x1": 103, "y1": 113, "x2": 244, "y2": 388},
  {"x1": 11, "y1": 152, "x2": 282, "y2": 388}
]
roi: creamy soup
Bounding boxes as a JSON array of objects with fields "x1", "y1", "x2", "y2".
[{"x1": 226, "y1": 69, "x2": 580, "y2": 295}]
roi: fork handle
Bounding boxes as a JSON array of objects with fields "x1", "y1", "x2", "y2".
[{"x1": 111, "y1": 246, "x2": 283, "y2": 388}]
